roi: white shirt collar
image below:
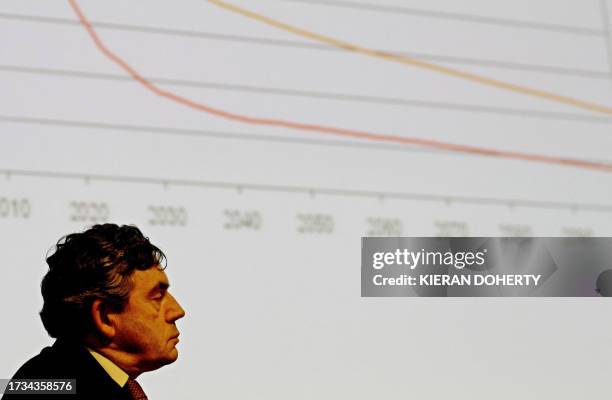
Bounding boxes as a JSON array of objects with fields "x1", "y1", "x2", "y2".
[{"x1": 86, "y1": 347, "x2": 129, "y2": 387}]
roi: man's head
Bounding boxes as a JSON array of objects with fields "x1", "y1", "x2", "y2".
[{"x1": 40, "y1": 224, "x2": 185, "y2": 374}]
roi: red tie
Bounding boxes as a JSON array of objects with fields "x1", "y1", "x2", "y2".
[{"x1": 126, "y1": 378, "x2": 148, "y2": 400}]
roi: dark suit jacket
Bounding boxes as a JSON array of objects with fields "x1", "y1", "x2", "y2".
[{"x1": 1, "y1": 339, "x2": 132, "y2": 400}]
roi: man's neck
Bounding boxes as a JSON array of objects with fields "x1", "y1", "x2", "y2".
[{"x1": 83, "y1": 337, "x2": 145, "y2": 378}]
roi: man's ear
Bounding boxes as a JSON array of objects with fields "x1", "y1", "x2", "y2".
[{"x1": 90, "y1": 299, "x2": 116, "y2": 339}]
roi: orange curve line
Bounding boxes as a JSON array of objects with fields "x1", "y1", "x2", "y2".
[
  {"x1": 208, "y1": 0, "x2": 612, "y2": 117},
  {"x1": 67, "y1": 0, "x2": 612, "y2": 173}
]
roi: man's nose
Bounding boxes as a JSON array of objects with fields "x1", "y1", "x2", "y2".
[{"x1": 166, "y1": 292, "x2": 186, "y2": 322}]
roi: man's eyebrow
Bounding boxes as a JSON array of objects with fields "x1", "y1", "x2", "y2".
[{"x1": 148, "y1": 281, "x2": 170, "y2": 296}]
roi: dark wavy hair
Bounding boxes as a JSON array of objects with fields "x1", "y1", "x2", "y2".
[{"x1": 40, "y1": 224, "x2": 166, "y2": 340}]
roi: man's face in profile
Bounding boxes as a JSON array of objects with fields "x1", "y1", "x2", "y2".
[{"x1": 109, "y1": 266, "x2": 186, "y2": 371}]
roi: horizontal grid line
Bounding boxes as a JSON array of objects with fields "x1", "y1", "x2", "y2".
[
  {"x1": 278, "y1": 0, "x2": 605, "y2": 37},
  {"x1": 2, "y1": 168, "x2": 611, "y2": 212},
  {"x1": 3, "y1": 65, "x2": 612, "y2": 125},
  {"x1": 0, "y1": 12, "x2": 609, "y2": 80},
  {"x1": 2, "y1": 114, "x2": 612, "y2": 172},
  {"x1": 0, "y1": 114, "x2": 447, "y2": 155}
]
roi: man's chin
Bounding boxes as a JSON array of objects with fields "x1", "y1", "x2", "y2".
[{"x1": 163, "y1": 348, "x2": 179, "y2": 364}]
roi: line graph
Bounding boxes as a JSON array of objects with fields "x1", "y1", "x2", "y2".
[
  {"x1": 2, "y1": 12, "x2": 608, "y2": 80},
  {"x1": 4, "y1": 65, "x2": 612, "y2": 124},
  {"x1": 66, "y1": 0, "x2": 612, "y2": 172},
  {"x1": 6, "y1": 115, "x2": 612, "y2": 168},
  {"x1": 208, "y1": 0, "x2": 612, "y2": 116}
]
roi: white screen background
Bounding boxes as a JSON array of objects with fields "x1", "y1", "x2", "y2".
[{"x1": 1, "y1": 1, "x2": 612, "y2": 398}]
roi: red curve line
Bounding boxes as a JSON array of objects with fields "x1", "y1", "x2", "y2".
[{"x1": 68, "y1": 0, "x2": 612, "y2": 173}]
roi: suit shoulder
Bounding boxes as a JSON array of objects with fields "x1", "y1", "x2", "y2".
[
  {"x1": 11, "y1": 346, "x2": 57, "y2": 379},
  {"x1": 4, "y1": 341, "x2": 129, "y2": 400},
  {"x1": 10, "y1": 342, "x2": 78, "y2": 379}
]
